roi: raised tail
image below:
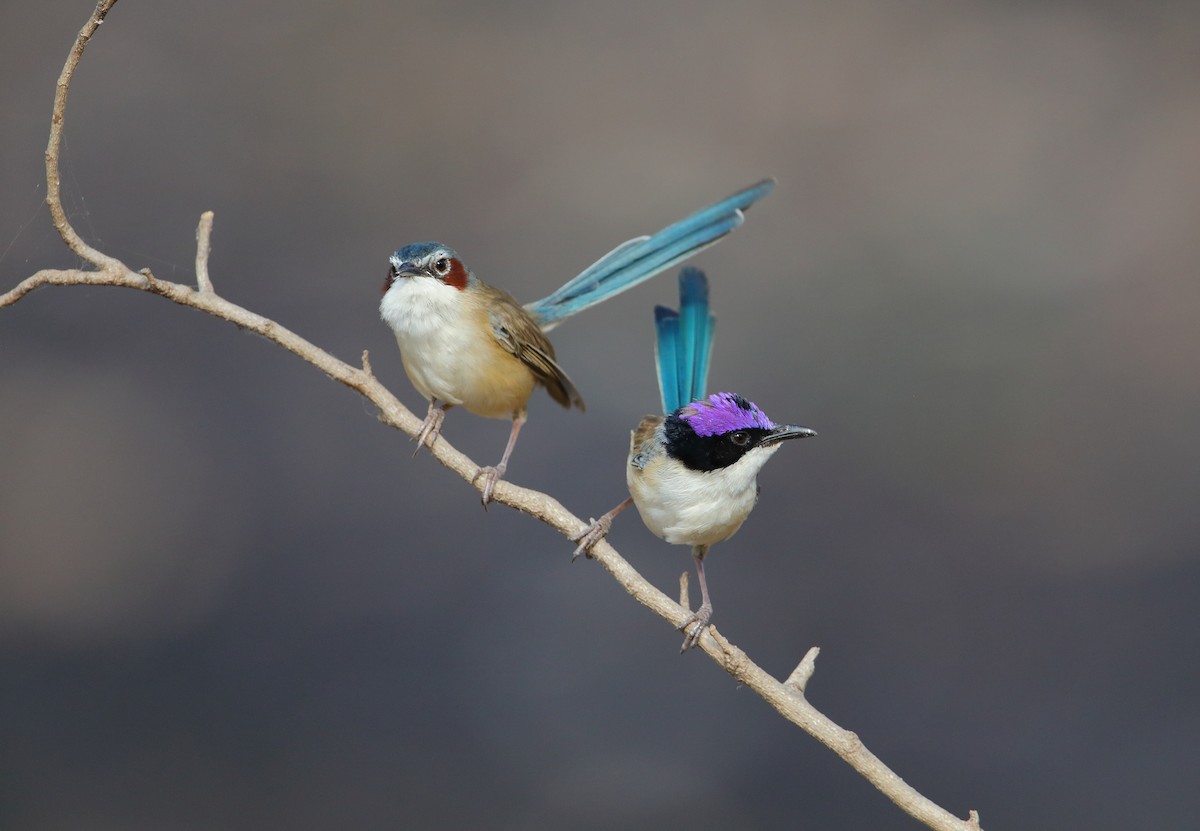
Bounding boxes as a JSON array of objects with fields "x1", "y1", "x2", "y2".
[
  {"x1": 655, "y1": 268, "x2": 715, "y2": 415},
  {"x1": 526, "y1": 179, "x2": 773, "y2": 331}
]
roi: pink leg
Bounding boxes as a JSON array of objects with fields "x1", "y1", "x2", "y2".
[
  {"x1": 472, "y1": 412, "x2": 525, "y2": 508},
  {"x1": 414, "y1": 399, "x2": 452, "y2": 456},
  {"x1": 680, "y1": 544, "x2": 714, "y2": 651},
  {"x1": 570, "y1": 497, "x2": 634, "y2": 561}
]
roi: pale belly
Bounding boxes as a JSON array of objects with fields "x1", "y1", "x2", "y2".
[
  {"x1": 395, "y1": 326, "x2": 533, "y2": 419},
  {"x1": 628, "y1": 456, "x2": 758, "y2": 547}
]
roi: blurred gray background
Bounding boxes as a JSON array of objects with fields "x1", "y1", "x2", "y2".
[{"x1": 3, "y1": 1, "x2": 1198, "y2": 828}]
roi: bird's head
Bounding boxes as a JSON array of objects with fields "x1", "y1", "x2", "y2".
[
  {"x1": 384, "y1": 242, "x2": 471, "y2": 294},
  {"x1": 663, "y1": 392, "x2": 816, "y2": 472}
]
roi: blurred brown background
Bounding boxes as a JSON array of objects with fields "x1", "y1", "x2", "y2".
[{"x1": 3, "y1": 1, "x2": 1198, "y2": 828}]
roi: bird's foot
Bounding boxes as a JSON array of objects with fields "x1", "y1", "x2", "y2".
[
  {"x1": 472, "y1": 464, "x2": 506, "y2": 508},
  {"x1": 570, "y1": 516, "x2": 613, "y2": 562},
  {"x1": 679, "y1": 602, "x2": 713, "y2": 652},
  {"x1": 568, "y1": 497, "x2": 633, "y2": 561},
  {"x1": 412, "y1": 406, "x2": 446, "y2": 456}
]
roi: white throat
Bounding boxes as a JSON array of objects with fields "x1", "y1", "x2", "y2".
[{"x1": 380, "y1": 275, "x2": 464, "y2": 339}]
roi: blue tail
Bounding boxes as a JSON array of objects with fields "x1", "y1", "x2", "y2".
[
  {"x1": 655, "y1": 268, "x2": 715, "y2": 415},
  {"x1": 526, "y1": 179, "x2": 773, "y2": 330}
]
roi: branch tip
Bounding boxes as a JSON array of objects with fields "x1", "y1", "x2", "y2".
[
  {"x1": 678, "y1": 571, "x2": 690, "y2": 608},
  {"x1": 785, "y1": 646, "x2": 820, "y2": 693},
  {"x1": 195, "y1": 211, "x2": 215, "y2": 293},
  {"x1": 44, "y1": 0, "x2": 124, "y2": 271}
]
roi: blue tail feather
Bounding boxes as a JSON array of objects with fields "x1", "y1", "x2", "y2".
[
  {"x1": 681, "y1": 269, "x2": 715, "y2": 407},
  {"x1": 654, "y1": 307, "x2": 681, "y2": 415},
  {"x1": 527, "y1": 179, "x2": 773, "y2": 330},
  {"x1": 655, "y1": 268, "x2": 715, "y2": 414}
]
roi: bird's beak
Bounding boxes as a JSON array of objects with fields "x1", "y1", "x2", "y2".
[
  {"x1": 384, "y1": 260, "x2": 423, "y2": 293},
  {"x1": 761, "y1": 424, "x2": 817, "y2": 446},
  {"x1": 390, "y1": 261, "x2": 421, "y2": 279}
]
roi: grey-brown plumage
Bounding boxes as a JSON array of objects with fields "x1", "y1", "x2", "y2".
[{"x1": 485, "y1": 289, "x2": 583, "y2": 412}]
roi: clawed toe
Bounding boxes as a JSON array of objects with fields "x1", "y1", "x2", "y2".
[
  {"x1": 569, "y1": 498, "x2": 631, "y2": 562},
  {"x1": 569, "y1": 517, "x2": 611, "y2": 561},
  {"x1": 472, "y1": 465, "x2": 504, "y2": 508},
  {"x1": 413, "y1": 406, "x2": 446, "y2": 456},
  {"x1": 412, "y1": 428, "x2": 437, "y2": 456},
  {"x1": 678, "y1": 606, "x2": 713, "y2": 652}
]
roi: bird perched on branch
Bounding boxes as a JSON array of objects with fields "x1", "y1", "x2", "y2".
[
  {"x1": 380, "y1": 179, "x2": 774, "y2": 506},
  {"x1": 571, "y1": 268, "x2": 815, "y2": 650}
]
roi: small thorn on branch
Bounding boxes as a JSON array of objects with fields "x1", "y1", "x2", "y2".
[
  {"x1": 785, "y1": 646, "x2": 820, "y2": 694},
  {"x1": 966, "y1": 809, "x2": 982, "y2": 830},
  {"x1": 678, "y1": 571, "x2": 690, "y2": 609},
  {"x1": 195, "y1": 210, "x2": 215, "y2": 293},
  {"x1": 361, "y1": 350, "x2": 375, "y2": 379}
]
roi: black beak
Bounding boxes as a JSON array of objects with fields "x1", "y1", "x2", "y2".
[
  {"x1": 760, "y1": 424, "x2": 817, "y2": 446},
  {"x1": 384, "y1": 260, "x2": 422, "y2": 293},
  {"x1": 391, "y1": 261, "x2": 422, "y2": 279}
]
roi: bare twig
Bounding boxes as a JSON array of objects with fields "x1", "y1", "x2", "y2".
[
  {"x1": 785, "y1": 646, "x2": 820, "y2": 694},
  {"x1": 195, "y1": 210, "x2": 215, "y2": 293},
  {"x1": 46, "y1": 0, "x2": 124, "y2": 272},
  {"x1": 3, "y1": 3, "x2": 985, "y2": 830}
]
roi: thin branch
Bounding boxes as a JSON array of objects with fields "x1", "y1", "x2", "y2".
[
  {"x1": 785, "y1": 646, "x2": 820, "y2": 694},
  {"x1": 3, "y1": 4, "x2": 985, "y2": 830},
  {"x1": 46, "y1": 0, "x2": 124, "y2": 272},
  {"x1": 195, "y1": 210, "x2": 215, "y2": 293}
]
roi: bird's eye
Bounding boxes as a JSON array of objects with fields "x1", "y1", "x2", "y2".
[
  {"x1": 433, "y1": 257, "x2": 451, "y2": 276},
  {"x1": 730, "y1": 431, "x2": 750, "y2": 447}
]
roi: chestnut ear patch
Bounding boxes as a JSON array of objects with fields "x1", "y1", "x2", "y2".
[{"x1": 442, "y1": 257, "x2": 469, "y2": 291}]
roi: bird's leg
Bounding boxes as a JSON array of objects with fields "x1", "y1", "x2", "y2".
[
  {"x1": 680, "y1": 544, "x2": 714, "y2": 651},
  {"x1": 570, "y1": 497, "x2": 634, "y2": 561},
  {"x1": 413, "y1": 399, "x2": 452, "y2": 456},
  {"x1": 473, "y1": 412, "x2": 525, "y2": 508}
]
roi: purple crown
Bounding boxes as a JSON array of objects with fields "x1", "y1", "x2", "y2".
[{"x1": 679, "y1": 392, "x2": 775, "y2": 437}]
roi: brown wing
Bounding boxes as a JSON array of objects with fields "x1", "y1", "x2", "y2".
[
  {"x1": 486, "y1": 288, "x2": 585, "y2": 411},
  {"x1": 629, "y1": 414, "x2": 663, "y2": 469}
]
